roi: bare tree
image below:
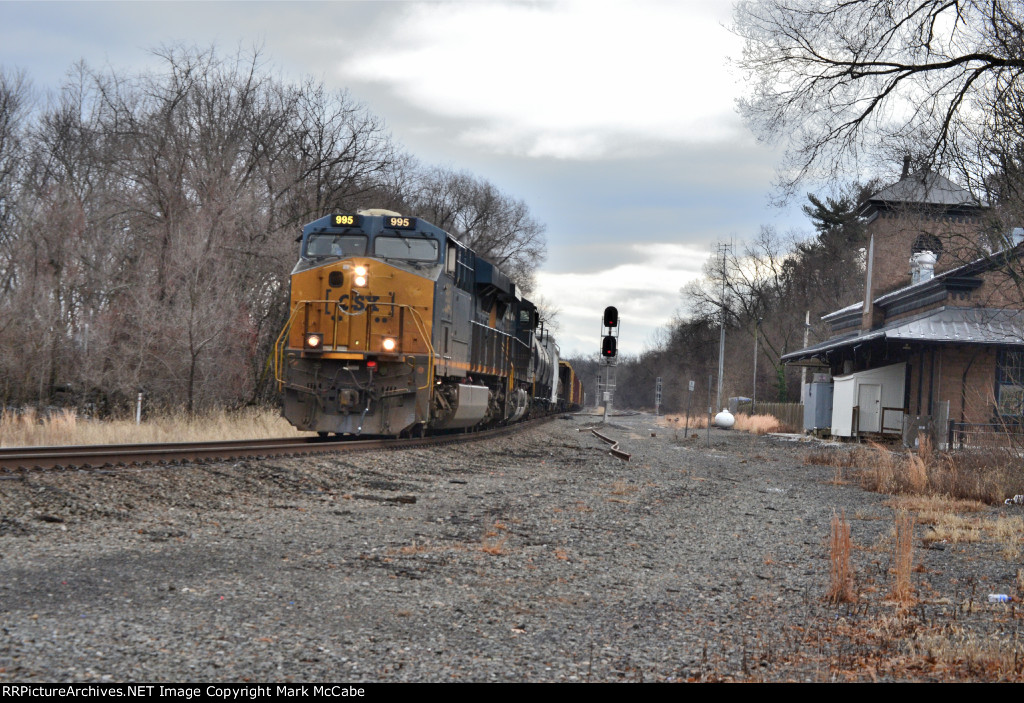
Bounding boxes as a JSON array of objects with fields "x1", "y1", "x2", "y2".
[
  {"x1": 0, "y1": 47, "x2": 548, "y2": 413},
  {"x1": 734, "y1": 0, "x2": 1024, "y2": 196},
  {"x1": 0, "y1": 69, "x2": 29, "y2": 276}
]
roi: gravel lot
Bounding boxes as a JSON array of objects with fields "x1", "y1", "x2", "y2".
[{"x1": 2, "y1": 412, "x2": 1023, "y2": 682}]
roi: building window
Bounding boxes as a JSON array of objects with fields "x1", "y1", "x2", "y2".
[{"x1": 996, "y1": 349, "x2": 1024, "y2": 417}]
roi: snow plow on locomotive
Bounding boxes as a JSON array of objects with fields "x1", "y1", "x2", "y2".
[{"x1": 274, "y1": 210, "x2": 582, "y2": 436}]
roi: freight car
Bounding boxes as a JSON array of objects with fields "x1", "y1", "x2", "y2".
[{"x1": 274, "y1": 210, "x2": 582, "y2": 436}]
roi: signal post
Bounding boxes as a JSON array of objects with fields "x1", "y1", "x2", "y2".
[{"x1": 600, "y1": 306, "x2": 619, "y2": 424}]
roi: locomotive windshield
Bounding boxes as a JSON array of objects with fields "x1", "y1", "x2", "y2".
[
  {"x1": 373, "y1": 235, "x2": 439, "y2": 262},
  {"x1": 303, "y1": 233, "x2": 368, "y2": 259}
]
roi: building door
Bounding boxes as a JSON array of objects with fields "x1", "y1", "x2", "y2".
[{"x1": 858, "y1": 383, "x2": 881, "y2": 433}]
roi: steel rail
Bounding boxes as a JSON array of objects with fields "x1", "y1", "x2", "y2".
[
  {"x1": 0, "y1": 417, "x2": 554, "y2": 472},
  {"x1": 584, "y1": 428, "x2": 631, "y2": 461}
]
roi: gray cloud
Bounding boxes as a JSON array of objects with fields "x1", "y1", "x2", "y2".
[{"x1": 0, "y1": 1, "x2": 813, "y2": 358}]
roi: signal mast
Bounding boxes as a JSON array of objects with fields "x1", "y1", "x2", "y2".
[{"x1": 600, "y1": 306, "x2": 619, "y2": 423}]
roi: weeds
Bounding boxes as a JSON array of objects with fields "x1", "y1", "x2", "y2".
[
  {"x1": 0, "y1": 406, "x2": 312, "y2": 447},
  {"x1": 891, "y1": 511, "x2": 915, "y2": 606},
  {"x1": 481, "y1": 521, "x2": 509, "y2": 555},
  {"x1": 660, "y1": 412, "x2": 795, "y2": 435},
  {"x1": 610, "y1": 480, "x2": 638, "y2": 496},
  {"x1": 827, "y1": 510, "x2": 856, "y2": 604},
  {"x1": 806, "y1": 439, "x2": 1024, "y2": 505}
]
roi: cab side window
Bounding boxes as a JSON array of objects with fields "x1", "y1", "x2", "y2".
[
  {"x1": 446, "y1": 242, "x2": 458, "y2": 277},
  {"x1": 447, "y1": 241, "x2": 475, "y2": 292}
]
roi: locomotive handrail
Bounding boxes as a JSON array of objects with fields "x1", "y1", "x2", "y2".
[{"x1": 273, "y1": 302, "x2": 306, "y2": 388}]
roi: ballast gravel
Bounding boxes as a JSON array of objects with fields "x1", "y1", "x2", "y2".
[{"x1": 1, "y1": 413, "x2": 1022, "y2": 682}]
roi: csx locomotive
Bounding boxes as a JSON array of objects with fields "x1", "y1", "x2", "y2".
[{"x1": 275, "y1": 210, "x2": 583, "y2": 436}]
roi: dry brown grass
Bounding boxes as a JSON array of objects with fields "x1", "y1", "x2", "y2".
[
  {"x1": 734, "y1": 413, "x2": 789, "y2": 434},
  {"x1": 907, "y1": 627, "x2": 1024, "y2": 679},
  {"x1": 885, "y1": 494, "x2": 988, "y2": 516},
  {"x1": 609, "y1": 480, "x2": 638, "y2": 496},
  {"x1": 827, "y1": 510, "x2": 856, "y2": 604},
  {"x1": 891, "y1": 511, "x2": 916, "y2": 606},
  {"x1": 480, "y1": 521, "x2": 509, "y2": 555},
  {"x1": 920, "y1": 514, "x2": 986, "y2": 545},
  {"x1": 480, "y1": 536, "x2": 507, "y2": 556},
  {"x1": 660, "y1": 412, "x2": 792, "y2": 435},
  {"x1": 906, "y1": 501, "x2": 1024, "y2": 559},
  {"x1": 806, "y1": 439, "x2": 1024, "y2": 505},
  {"x1": 994, "y1": 516, "x2": 1024, "y2": 560},
  {"x1": 661, "y1": 413, "x2": 710, "y2": 430},
  {"x1": 0, "y1": 407, "x2": 313, "y2": 447}
]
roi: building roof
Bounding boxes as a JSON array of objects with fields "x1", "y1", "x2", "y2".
[
  {"x1": 821, "y1": 300, "x2": 863, "y2": 320},
  {"x1": 782, "y1": 306, "x2": 1024, "y2": 364},
  {"x1": 867, "y1": 170, "x2": 983, "y2": 209},
  {"x1": 817, "y1": 244, "x2": 1022, "y2": 324}
]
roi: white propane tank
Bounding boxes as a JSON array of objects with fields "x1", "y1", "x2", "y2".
[{"x1": 714, "y1": 408, "x2": 735, "y2": 429}]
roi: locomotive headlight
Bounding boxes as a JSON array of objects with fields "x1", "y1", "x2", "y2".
[
  {"x1": 353, "y1": 265, "x2": 368, "y2": 287},
  {"x1": 304, "y1": 333, "x2": 322, "y2": 349},
  {"x1": 381, "y1": 337, "x2": 397, "y2": 352}
]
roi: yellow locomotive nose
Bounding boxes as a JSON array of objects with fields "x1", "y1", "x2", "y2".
[{"x1": 287, "y1": 257, "x2": 421, "y2": 358}]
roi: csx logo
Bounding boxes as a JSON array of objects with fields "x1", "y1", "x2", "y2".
[{"x1": 327, "y1": 290, "x2": 380, "y2": 314}]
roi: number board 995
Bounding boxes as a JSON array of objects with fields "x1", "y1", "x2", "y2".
[
  {"x1": 330, "y1": 214, "x2": 362, "y2": 228},
  {"x1": 384, "y1": 216, "x2": 416, "y2": 230}
]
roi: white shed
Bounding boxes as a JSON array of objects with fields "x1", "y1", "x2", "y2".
[{"x1": 831, "y1": 362, "x2": 906, "y2": 437}]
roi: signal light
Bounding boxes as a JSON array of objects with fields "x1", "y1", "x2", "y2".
[
  {"x1": 603, "y1": 306, "x2": 618, "y2": 329},
  {"x1": 602, "y1": 335, "x2": 617, "y2": 357}
]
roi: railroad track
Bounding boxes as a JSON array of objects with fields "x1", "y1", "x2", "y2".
[{"x1": 0, "y1": 417, "x2": 554, "y2": 473}]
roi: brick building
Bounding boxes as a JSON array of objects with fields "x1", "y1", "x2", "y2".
[{"x1": 782, "y1": 166, "x2": 1024, "y2": 445}]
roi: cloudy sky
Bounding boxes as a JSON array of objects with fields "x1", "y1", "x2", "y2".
[{"x1": 0, "y1": 0, "x2": 809, "y2": 355}]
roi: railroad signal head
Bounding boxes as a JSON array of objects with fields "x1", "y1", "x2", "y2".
[
  {"x1": 602, "y1": 335, "x2": 617, "y2": 358},
  {"x1": 603, "y1": 306, "x2": 618, "y2": 329}
]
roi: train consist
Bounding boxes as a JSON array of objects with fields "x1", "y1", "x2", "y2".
[{"x1": 275, "y1": 210, "x2": 584, "y2": 436}]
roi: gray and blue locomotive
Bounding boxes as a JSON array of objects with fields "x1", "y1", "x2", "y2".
[{"x1": 275, "y1": 210, "x2": 581, "y2": 436}]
